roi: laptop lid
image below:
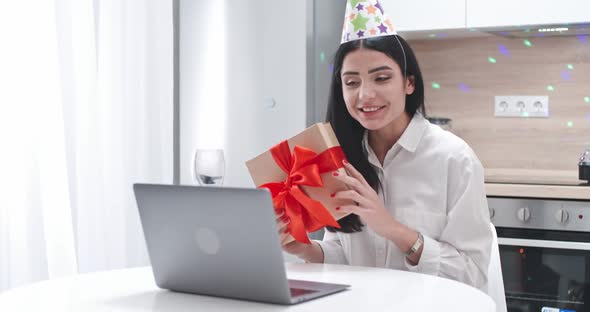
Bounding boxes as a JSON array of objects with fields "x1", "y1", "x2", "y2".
[{"x1": 133, "y1": 184, "x2": 294, "y2": 304}]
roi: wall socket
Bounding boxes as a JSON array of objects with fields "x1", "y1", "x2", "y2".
[{"x1": 494, "y1": 95, "x2": 550, "y2": 118}]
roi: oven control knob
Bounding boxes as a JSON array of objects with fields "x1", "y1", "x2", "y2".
[
  {"x1": 489, "y1": 208, "x2": 495, "y2": 219},
  {"x1": 554, "y1": 209, "x2": 569, "y2": 224},
  {"x1": 517, "y1": 207, "x2": 531, "y2": 223}
]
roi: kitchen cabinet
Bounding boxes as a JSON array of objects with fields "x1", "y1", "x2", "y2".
[
  {"x1": 466, "y1": 0, "x2": 590, "y2": 28},
  {"x1": 380, "y1": 0, "x2": 466, "y2": 31}
]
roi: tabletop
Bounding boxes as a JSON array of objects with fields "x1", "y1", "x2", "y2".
[{"x1": 0, "y1": 262, "x2": 495, "y2": 311}]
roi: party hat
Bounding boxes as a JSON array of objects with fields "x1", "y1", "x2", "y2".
[{"x1": 341, "y1": 0, "x2": 397, "y2": 44}]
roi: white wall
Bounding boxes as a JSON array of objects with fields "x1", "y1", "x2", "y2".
[{"x1": 179, "y1": 0, "x2": 307, "y2": 187}]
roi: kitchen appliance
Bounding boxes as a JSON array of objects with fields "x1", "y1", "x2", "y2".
[
  {"x1": 484, "y1": 22, "x2": 590, "y2": 39},
  {"x1": 580, "y1": 147, "x2": 590, "y2": 183},
  {"x1": 426, "y1": 117, "x2": 452, "y2": 131},
  {"x1": 488, "y1": 197, "x2": 590, "y2": 312}
]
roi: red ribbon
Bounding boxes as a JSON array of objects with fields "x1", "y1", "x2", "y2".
[{"x1": 260, "y1": 141, "x2": 346, "y2": 244}]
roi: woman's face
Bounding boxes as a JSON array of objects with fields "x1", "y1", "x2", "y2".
[{"x1": 340, "y1": 48, "x2": 414, "y2": 131}]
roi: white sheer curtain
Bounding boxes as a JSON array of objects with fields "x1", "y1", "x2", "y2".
[
  {"x1": 0, "y1": 0, "x2": 173, "y2": 292},
  {"x1": 0, "y1": 0, "x2": 78, "y2": 292}
]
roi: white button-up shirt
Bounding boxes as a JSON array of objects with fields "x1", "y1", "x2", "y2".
[{"x1": 316, "y1": 113, "x2": 492, "y2": 291}]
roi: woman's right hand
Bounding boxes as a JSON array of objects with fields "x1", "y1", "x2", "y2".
[
  {"x1": 275, "y1": 210, "x2": 325, "y2": 263},
  {"x1": 275, "y1": 210, "x2": 308, "y2": 256}
]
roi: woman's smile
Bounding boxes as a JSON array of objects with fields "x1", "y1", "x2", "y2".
[{"x1": 358, "y1": 105, "x2": 386, "y2": 118}]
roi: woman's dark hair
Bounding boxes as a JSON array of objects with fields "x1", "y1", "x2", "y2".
[{"x1": 325, "y1": 35, "x2": 426, "y2": 233}]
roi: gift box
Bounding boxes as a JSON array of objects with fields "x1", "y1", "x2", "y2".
[{"x1": 245, "y1": 122, "x2": 353, "y2": 245}]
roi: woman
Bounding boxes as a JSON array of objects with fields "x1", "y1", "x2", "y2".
[{"x1": 277, "y1": 33, "x2": 492, "y2": 291}]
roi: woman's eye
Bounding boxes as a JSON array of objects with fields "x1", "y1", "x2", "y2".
[
  {"x1": 376, "y1": 76, "x2": 391, "y2": 82},
  {"x1": 345, "y1": 80, "x2": 359, "y2": 87}
]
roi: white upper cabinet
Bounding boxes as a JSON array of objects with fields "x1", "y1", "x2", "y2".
[
  {"x1": 466, "y1": 0, "x2": 590, "y2": 28},
  {"x1": 380, "y1": 0, "x2": 466, "y2": 31}
]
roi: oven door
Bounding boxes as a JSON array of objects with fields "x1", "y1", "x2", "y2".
[{"x1": 497, "y1": 228, "x2": 590, "y2": 312}]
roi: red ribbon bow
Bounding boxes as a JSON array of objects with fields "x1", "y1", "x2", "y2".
[{"x1": 260, "y1": 141, "x2": 346, "y2": 244}]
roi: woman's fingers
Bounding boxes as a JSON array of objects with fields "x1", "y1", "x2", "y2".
[
  {"x1": 333, "y1": 172, "x2": 372, "y2": 198},
  {"x1": 342, "y1": 160, "x2": 370, "y2": 187},
  {"x1": 277, "y1": 217, "x2": 290, "y2": 229},
  {"x1": 279, "y1": 230, "x2": 290, "y2": 243},
  {"x1": 277, "y1": 214, "x2": 291, "y2": 246},
  {"x1": 333, "y1": 189, "x2": 371, "y2": 208},
  {"x1": 337, "y1": 204, "x2": 369, "y2": 216},
  {"x1": 275, "y1": 213, "x2": 288, "y2": 223},
  {"x1": 275, "y1": 209, "x2": 292, "y2": 245},
  {"x1": 278, "y1": 225, "x2": 291, "y2": 245}
]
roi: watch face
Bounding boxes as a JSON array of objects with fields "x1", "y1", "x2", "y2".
[
  {"x1": 406, "y1": 232, "x2": 423, "y2": 256},
  {"x1": 417, "y1": 233, "x2": 424, "y2": 246}
]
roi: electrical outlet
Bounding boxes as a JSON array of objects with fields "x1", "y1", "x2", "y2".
[{"x1": 494, "y1": 95, "x2": 549, "y2": 118}]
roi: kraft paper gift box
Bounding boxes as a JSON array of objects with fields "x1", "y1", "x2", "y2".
[{"x1": 245, "y1": 122, "x2": 353, "y2": 245}]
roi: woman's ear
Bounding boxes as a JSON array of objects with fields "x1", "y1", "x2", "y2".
[{"x1": 405, "y1": 76, "x2": 415, "y2": 95}]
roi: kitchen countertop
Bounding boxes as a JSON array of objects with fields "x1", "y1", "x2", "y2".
[
  {"x1": 485, "y1": 183, "x2": 590, "y2": 200},
  {"x1": 484, "y1": 168, "x2": 590, "y2": 200},
  {"x1": 485, "y1": 169, "x2": 585, "y2": 186}
]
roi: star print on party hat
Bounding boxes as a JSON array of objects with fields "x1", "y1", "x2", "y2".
[{"x1": 341, "y1": 0, "x2": 397, "y2": 44}]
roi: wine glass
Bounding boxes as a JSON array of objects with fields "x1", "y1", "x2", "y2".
[{"x1": 193, "y1": 149, "x2": 225, "y2": 186}]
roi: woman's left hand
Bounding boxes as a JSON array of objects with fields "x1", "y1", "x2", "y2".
[{"x1": 331, "y1": 160, "x2": 396, "y2": 239}]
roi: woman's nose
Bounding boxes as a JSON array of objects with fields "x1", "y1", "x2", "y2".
[{"x1": 359, "y1": 82, "x2": 376, "y2": 100}]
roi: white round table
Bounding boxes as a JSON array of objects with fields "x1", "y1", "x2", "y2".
[{"x1": 0, "y1": 263, "x2": 495, "y2": 311}]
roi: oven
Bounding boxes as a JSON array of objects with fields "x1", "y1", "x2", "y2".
[{"x1": 488, "y1": 197, "x2": 590, "y2": 312}]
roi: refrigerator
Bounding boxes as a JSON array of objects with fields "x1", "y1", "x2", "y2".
[
  {"x1": 174, "y1": 0, "x2": 346, "y2": 188},
  {"x1": 174, "y1": 0, "x2": 347, "y2": 241}
]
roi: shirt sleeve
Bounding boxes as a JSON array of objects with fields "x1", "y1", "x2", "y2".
[
  {"x1": 314, "y1": 229, "x2": 349, "y2": 265},
  {"x1": 404, "y1": 148, "x2": 492, "y2": 290}
]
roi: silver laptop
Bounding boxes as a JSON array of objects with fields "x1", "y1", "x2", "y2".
[{"x1": 133, "y1": 183, "x2": 349, "y2": 305}]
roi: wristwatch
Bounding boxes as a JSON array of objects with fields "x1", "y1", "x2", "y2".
[{"x1": 405, "y1": 232, "x2": 424, "y2": 256}]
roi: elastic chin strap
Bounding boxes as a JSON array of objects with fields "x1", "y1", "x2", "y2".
[{"x1": 393, "y1": 35, "x2": 407, "y2": 78}]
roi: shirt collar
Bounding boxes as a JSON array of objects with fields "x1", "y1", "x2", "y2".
[
  {"x1": 396, "y1": 113, "x2": 429, "y2": 153},
  {"x1": 362, "y1": 112, "x2": 429, "y2": 155}
]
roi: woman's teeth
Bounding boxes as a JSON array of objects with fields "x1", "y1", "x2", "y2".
[{"x1": 361, "y1": 106, "x2": 382, "y2": 112}]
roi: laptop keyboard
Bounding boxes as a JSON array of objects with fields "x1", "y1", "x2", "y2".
[{"x1": 290, "y1": 287, "x2": 318, "y2": 297}]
